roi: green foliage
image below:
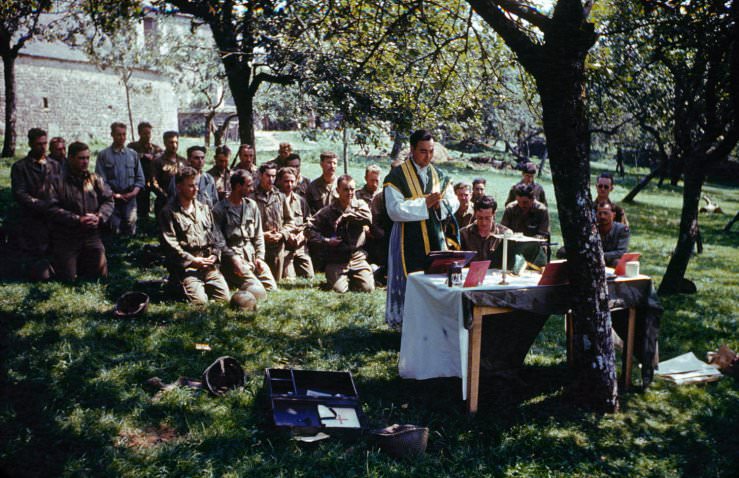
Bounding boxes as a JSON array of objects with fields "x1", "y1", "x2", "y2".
[
  {"x1": 1, "y1": 140, "x2": 738, "y2": 476},
  {"x1": 296, "y1": 0, "x2": 510, "y2": 141}
]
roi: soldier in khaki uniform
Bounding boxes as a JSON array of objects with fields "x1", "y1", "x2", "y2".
[
  {"x1": 213, "y1": 170, "x2": 277, "y2": 299},
  {"x1": 232, "y1": 144, "x2": 259, "y2": 180},
  {"x1": 354, "y1": 165, "x2": 382, "y2": 205},
  {"x1": 127, "y1": 121, "x2": 163, "y2": 223},
  {"x1": 501, "y1": 183, "x2": 550, "y2": 266},
  {"x1": 453, "y1": 182, "x2": 474, "y2": 229},
  {"x1": 284, "y1": 153, "x2": 311, "y2": 197},
  {"x1": 158, "y1": 167, "x2": 230, "y2": 305},
  {"x1": 505, "y1": 162, "x2": 547, "y2": 206},
  {"x1": 152, "y1": 131, "x2": 187, "y2": 216},
  {"x1": 252, "y1": 162, "x2": 293, "y2": 282},
  {"x1": 47, "y1": 142, "x2": 114, "y2": 281},
  {"x1": 307, "y1": 175, "x2": 374, "y2": 293},
  {"x1": 277, "y1": 167, "x2": 314, "y2": 279},
  {"x1": 306, "y1": 151, "x2": 338, "y2": 214},
  {"x1": 273, "y1": 142, "x2": 292, "y2": 167},
  {"x1": 208, "y1": 145, "x2": 232, "y2": 201},
  {"x1": 460, "y1": 196, "x2": 512, "y2": 268},
  {"x1": 9, "y1": 128, "x2": 60, "y2": 280}
]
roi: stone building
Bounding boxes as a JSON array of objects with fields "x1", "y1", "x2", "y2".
[{"x1": 0, "y1": 25, "x2": 178, "y2": 144}]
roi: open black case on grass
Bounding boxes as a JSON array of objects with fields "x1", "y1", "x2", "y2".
[{"x1": 264, "y1": 368, "x2": 366, "y2": 435}]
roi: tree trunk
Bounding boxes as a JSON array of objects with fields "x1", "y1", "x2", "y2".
[
  {"x1": 536, "y1": 65, "x2": 618, "y2": 413},
  {"x1": 122, "y1": 70, "x2": 135, "y2": 140},
  {"x1": 204, "y1": 111, "x2": 216, "y2": 147},
  {"x1": 724, "y1": 211, "x2": 739, "y2": 232},
  {"x1": 622, "y1": 161, "x2": 666, "y2": 203},
  {"x1": 2, "y1": 54, "x2": 17, "y2": 158},
  {"x1": 216, "y1": 113, "x2": 238, "y2": 148},
  {"x1": 342, "y1": 126, "x2": 349, "y2": 174},
  {"x1": 659, "y1": 160, "x2": 705, "y2": 295},
  {"x1": 234, "y1": 90, "x2": 255, "y2": 147},
  {"x1": 390, "y1": 130, "x2": 405, "y2": 161}
]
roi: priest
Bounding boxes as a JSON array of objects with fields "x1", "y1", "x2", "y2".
[{"x1": 383, "y1": 129, "x2": 458, "y2": 329}]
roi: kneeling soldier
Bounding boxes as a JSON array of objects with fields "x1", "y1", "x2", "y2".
[
  {"x1": 213, "y1": 170, "x2": 277, "y2": 299},
  {"x1": 307, "y1": 175, "x2": 374, "y2": 293},
  {"x1": 47, "y1": 142, "x2": 114, "y2": 281},
  {"x1": 159, "y1": 167, "x2": 230, "y2": 305}
]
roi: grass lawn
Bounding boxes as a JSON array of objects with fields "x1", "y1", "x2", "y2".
[{"x1": 1, "y1": 133, "x2": 738, "y2": 477}]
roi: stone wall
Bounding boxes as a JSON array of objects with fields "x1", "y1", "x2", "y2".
[{"x1": 0, "y1": 55, "x2": 178, "y2": 146}]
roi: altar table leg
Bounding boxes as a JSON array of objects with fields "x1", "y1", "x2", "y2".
[
  {"x1": 623, "y1": 307, "x2": 636, "y2": 391},
  {"x1": 467, "y1": 307, "x2": 483, "y2": 415}
]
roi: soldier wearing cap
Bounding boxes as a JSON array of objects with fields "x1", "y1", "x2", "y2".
[
  {"x1": 158, "y1": 167, "x2": 230, "y2": 305},
  {"x1": 307, "y1": 175, "x2": 374, "y2": 293},
  {"x1": 505, "y1": 162, "x2": 547, "y2": 206},
  {"x1": 213, "y1": 169, "x2": 277, "y2": 299}
]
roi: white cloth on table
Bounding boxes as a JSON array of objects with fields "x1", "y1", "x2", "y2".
[{"x1": 399, "y1": 270, "x2": 541, "y2": 400}]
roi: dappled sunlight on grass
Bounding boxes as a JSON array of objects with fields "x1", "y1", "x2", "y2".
[{"x1": 1, "y1": 149, "x2": 738, "y2": 476}]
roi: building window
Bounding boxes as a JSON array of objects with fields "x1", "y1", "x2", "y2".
[
  {"x1": 143, "y1": 17, "x2": 157, "y2": 42},
  {"x1": 43, "y1": 97, "x2": 49, "y2": 109}
]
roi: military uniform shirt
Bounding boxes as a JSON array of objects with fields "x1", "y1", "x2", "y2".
[
  {"x1": 501, "y1": 200, "x2": 550, "y2": 238},
  {"x1": 158, "y1": 199, "x2": 225, "y2": 273},
  {"x1": 306, "y1": 175, "x2": 336, "y2": 214},
  {"x1": 213, "y1": 197, "x2": 265, "y2": 264},
  {"x1": 95, "y1": 146, "x2": 145, "y2": 193}
]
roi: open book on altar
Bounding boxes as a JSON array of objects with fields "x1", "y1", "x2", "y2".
[{"x1": 424, "y1": 250, "x2": 477, "y2": 274}]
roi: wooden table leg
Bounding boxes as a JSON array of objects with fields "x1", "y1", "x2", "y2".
[
  {"x1": 623, "y1": 307, "x2": 636, "y2": 392},
  {"x1": 566, "y1": 311, "x2": 574, "y2": 368},
  {"x1": 467, "y1": 307, "x2": 483, "y2": 415}
]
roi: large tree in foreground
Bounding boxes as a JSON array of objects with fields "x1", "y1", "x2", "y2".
[
  {"x1": 467, "y1": 0, "x2": 618, "y2": 411},
  {"x1": 0, "y1": 1, "x2": 52, "y2": 157}
]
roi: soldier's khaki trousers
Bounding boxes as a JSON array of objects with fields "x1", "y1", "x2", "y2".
[
  {"x1": 283, "y1": 246, "x2": 314, "y2": 279},
  {"x1": 222, "y1": 261, "x2": 277, "y2": 300},
  {"x1": 325, "y1": 260, "x2": 374, "y2": 294},
  {"x1": 180, "y1": 267, "x2": 230, "y2": 305}
]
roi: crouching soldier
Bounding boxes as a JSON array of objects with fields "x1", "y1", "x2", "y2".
[
  {"x1": 213, "y1": 170, "x2": 277, "y2": 300},
  {"x1": 158, "y1": 167, "x2": 230, "y2": 305},
  {"x1": 47, "y1": 142, "x2": 114, "y2": 281},
  {"x1": 307, "y1": 175, "x2": 374, "y2": 293}
]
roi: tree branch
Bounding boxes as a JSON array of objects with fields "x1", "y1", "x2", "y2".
[
  {"x1": 467, "y1": 0, "x2": 541, "y2": 70},
  {"x1": 247, "y1": 71, "x2": 296, "y2": 97}
]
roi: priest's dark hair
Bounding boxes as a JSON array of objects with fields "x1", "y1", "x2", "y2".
[{"x1": 410, "y1": 129, "x2": 434, "y2": 147}]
